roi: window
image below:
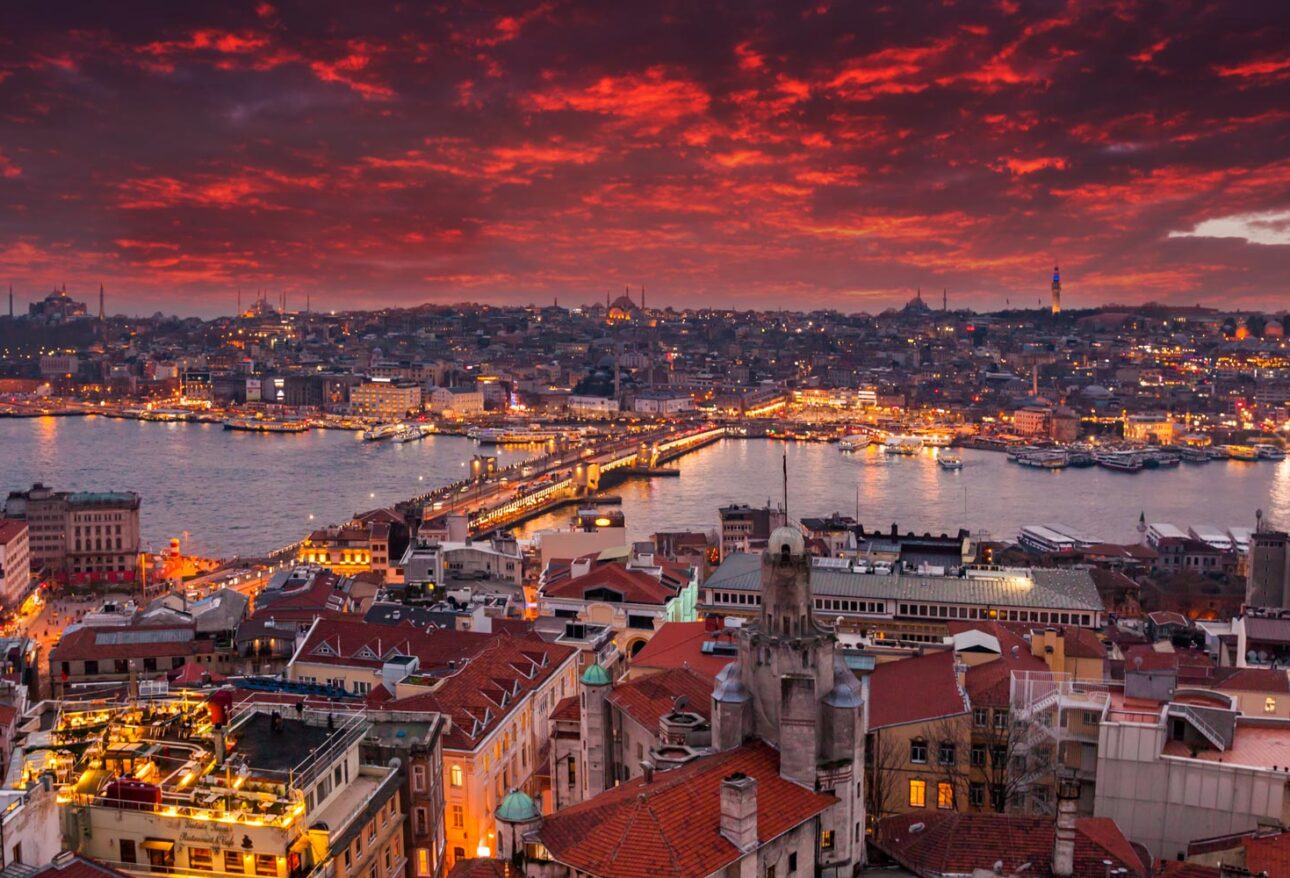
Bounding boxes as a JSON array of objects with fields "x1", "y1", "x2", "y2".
[
  {"x1": 449, "y1": 764, "x2": 463, "y2": 787},
  {"x1": 119, "y1": 840, "x2": 136, "y2": 865},
  {"x1": 1083, "y1": 710, "x2": 1101, "y2": 725},
  {"x1": 970, "y1": 744, "x2": 985, "y2": 766},
  {"x1": 414, "y1": 807, "x2": 428, "y2": 835},
  {"x1": 452, "y1": 805, "x2": 464, "y2": 828},
  {"x1": 416, "y1": 850, "x2": 431, "y2": 877},
  {"x1": 143, "y1": 657, "x2": 157, "y2": 672},
  {"x1": 225, "y1": 852, "x2": 244, "y2": 873},
  {"x1": 969, "y1": 782, "x2": 985, "y2": 808},
  {"x1": 254, "y1": 855, "x2": 277, "y2": 877},
  {"x1": 908, "y1": 779, "x2": 926, "y2": 808},
  {"x1": 84, "y1": 660, "x2": 99, "y2": 675},
  {"x1": 910, "y1": 739, "x2": 928, "y2": 764},
  {"x1": 453, "y1": 848, "x2": 465, "y2": 863},
  {"x1": 820, "y1": 829, "x2": 834, "y2": 851},
  {"x1": 788, "y1": 852, "x2": 797, "y2": 873},
  {"x1": 938, "y1": 742, "x2": 956, "y2": 765},
  {"x1": 937, "y1": 782, "x2": 954, "y2": 809},
  {"x1": 767, "y1": 867, "x2": 776, "y2": 878},
  {"x1": 991, "y1": 745, "x2": 1007, "y2": 766},
  {"x1": 993, "y1": 709, "x2": 1009, "y2": 730},
  {"x1": 973, "y1": 707, "x2": 987, "y2": 727},
  {"x1": 1267, "y1": 697, "x2": 1278, "y2": 713},
  {"x1": 189, "y1": 848, "x2": 214, "y2": 871}
]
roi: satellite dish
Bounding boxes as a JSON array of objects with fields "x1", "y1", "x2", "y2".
[{"x1": 672, "y1": 694, "x2": 688, "y2": 712}]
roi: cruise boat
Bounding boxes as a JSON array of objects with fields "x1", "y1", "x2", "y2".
[
  {"x1": 1017, "y1": 449, "x2": 1067, "y2": 469},
  {"x1": 362, "y1": 423, "x2": 403, "y2": 442},
  {"x1": 1096, "y1": 451, "x2": 1143, "y2": 472},
  {"x1": 223, "y1": 416, "x2": 308, "y2": 434},
  {"x1": 938, "y1": 453, "x2": 963, "y2": 470},
  {"x1": 1142, "y1": 449, "x2": 1180, "y2": 468},
  {"x1": 1225, "y1": 444, "x2": 1260, "y2": 461},
  {"x1": 1256, "y1": 444, "x2": 1287, "y2": 461},
  {"x1": 469, "y1": 427, "x2": 563, "y2": 445},
  {"x1": 882, "y1": 435, "x2": 924, "y2": 455},
  {"x1": 838, "y1": 435, "x2": 872, "y2": 451}
]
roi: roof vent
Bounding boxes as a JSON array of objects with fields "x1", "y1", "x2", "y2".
[{"x1": 909, "y1": 822, "x2": 925, "y2": 834}]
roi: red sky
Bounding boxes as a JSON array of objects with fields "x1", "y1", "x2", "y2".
[{"x1": 2, "y1": 1, "x2": 1289, "y2": 316}]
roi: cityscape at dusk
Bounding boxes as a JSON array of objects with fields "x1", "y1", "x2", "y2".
[
  {"x1": 6, "y1": 4, "x2": 1290, "y2": 878},
  {"x1": 2, "y1": 2, "x2": 1289, "y2": 313}
]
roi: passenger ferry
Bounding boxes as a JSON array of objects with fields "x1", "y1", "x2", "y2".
[
  {"x1": 838, "y1": 435, "x2": 872, "y2": 451},
  {"x1": 1224, "y1": 444, "x2": 1260, "y2": 462},
  {"x1": 395, "y1": 424, "x2": 430, "y2": 443},
  {"x1": 1256, "y1": 444, "x2": 1287, "y2": 461},
  {"x1": 881, "y1": 435, "x2": 924, "y2": 455},
  {"x1": 469, "y1": 427, "x2": 563, "y2": 445},
  {"x1": 362, "y1": 423, "x2": 404, "y2": 442},
  {"x1": 1095, "y1": 451, "x2": 1143, "y2": 472},
  {"x1": 937, "y1": 453, "x2": 963, "y2": 470},
  {"x1": 1016, "y1": 449, "x2": 1067, "y2": 469},
  {"x1": 223, "y1": 416, "x2": 308, "y2": 434}
]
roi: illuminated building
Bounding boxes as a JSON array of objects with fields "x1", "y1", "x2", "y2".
[
  {"x1": 286, "y1": 619, "x2": 578, "y2": 871},
  {"x1": 296, "y1": 524, "x2": 387, "y2": 576},
  {"x1": 717, "y1": 503, "x2": 786, "y2": 561},
  {"x1": 425, "y1": 386, "x2": 483, "y2": 416},
  {"x1": 2, "y1": 485, "x2": 140, "y2": 585},
  {"x1": 1051, "y1": 265, "x2": 1062, "y2": 315},
  {"x1": 38, "y1": 695, "x2": 403, "y2": 878},
  {"x1": 1123, "y1": 413, "x2": 1174, "y2": 443},
  {"x1": 27, "y1": 287, "x2": 87, "y2": 324},
  {"x1": 349, "y1": 380, "x2": 422, "y2": 421}
]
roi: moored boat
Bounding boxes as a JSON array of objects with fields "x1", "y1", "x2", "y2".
[
  {"x1": 1225, "y1": 444, "x2": 1260, "y2": 461},
  {"x1": 1256, "y1": 444, "x2": 1287, "y2": 461},
  {"x1": 838, "y1": 435, "x2": 872, "y2": 451},
  {"x1": 362, "y1": 423, "x2": 403, "y2": 442},
  {"x1": 1096, "y1": 451, "x2": 1143, "y2": 472},
  {"x1": 882, "y1": 435, "x2": 924, "y2": 455}
]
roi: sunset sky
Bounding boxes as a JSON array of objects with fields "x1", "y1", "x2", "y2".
[{"x1": 2, "y1": 1, "x2": 1289, "y2": 316}]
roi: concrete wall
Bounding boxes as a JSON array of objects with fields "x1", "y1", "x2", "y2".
[{"x1": 1093, "y1": 720, "x2": 1286, "y2": 861}]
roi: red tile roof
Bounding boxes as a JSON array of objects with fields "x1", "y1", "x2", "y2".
[
  {"x1": 551, "y1": 694, "x2": 580, "y2": 722},
  {"x1": 607, "y1": 666, "x2": 713, "y2": 731},
  {"x1": 1214, "y1": 667, "x2": 1290, "y2": 693},
  {"x1": 537, "y1": 740, "x2": 835, "y2": 878},
  {"x1": 630, "y1": 621, "x2": 739, "y2": 678},
  {"x1": 31, "y1": 856, "x2": 134, "y2": 878},
  {"x1": 49, "y1": 624, "x2": 201, "y2": 662},
  {"x1": 445, "y1": 859, "x2": 509, "y2": 878},
  {"x1": 964, "y1": 648, "x2": 1047, "y2": 710},
  {"x1": 294, "y1": 617, "x2": 494, "y2": 671},
  {"x1": 1239, "y1": 830, "x2": 1290, "y2": 876},
  {"x1": 868, "y1": 650, "x2": 967, "y2": 729},
  {"x1": 542, "y1": 563, "x2": 675, "y2": 605},
  {"x1": 1151, "y1": 863, "x2": 1220, "y2": 878},
  {"x1": 1149, "y1": 611, "x2": 1190, "y2": 627},
  {"x1": 877, "y1": 811, "x2": 1147, "y2": 877},
  {"x1": 384, "y1": 634, "x2": 576, "y2": 751}
]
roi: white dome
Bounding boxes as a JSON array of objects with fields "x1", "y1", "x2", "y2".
[{"x1": 767, "y1": 526, "x2": 805, "y2": 558}]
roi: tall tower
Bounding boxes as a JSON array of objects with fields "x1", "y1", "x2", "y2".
[
  {"x1": 711, "y1": 527, "x2": 866, "y2": 872},
  {"x1": 98, "y1": 283, "x2": 105, "y2": 321},
  {"x1": 1051, "y1": 265, "x2": 1062, "y2": 315}
]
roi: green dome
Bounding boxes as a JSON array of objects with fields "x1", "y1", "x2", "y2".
[
  {"x1": 581, "y1": 663, "x2": 611, "y2": 686},
  {"x1": 496, "y1": 790, "x2": 540, "y2": 823}
]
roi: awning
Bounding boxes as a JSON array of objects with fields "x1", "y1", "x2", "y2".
[{"x1": 141, "y1": 840, "x2": 175, "y2": 852}]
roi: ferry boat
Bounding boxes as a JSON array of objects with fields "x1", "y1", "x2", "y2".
[
  {"x1": 1066, "y1": 450, "x2": 1096, "y2": 468},
  {"x1": 1207, "y1": 446, "x2": 1231, "y2": 460},
  {"x1": 1096, "y1": 451, "x2": 1143, "y2": 472},
  {"x1": 223, "y1": 417, "x2": 308, "y2": 434},
  {"x1": 1256, "y1": 444, "x2": 1287, "y2": 461},
  {"x1": 469, "y1": 427, "x2": 563, "y2": 445},
  {"x1": 1177, "y1": 446, "x2": 1210, "y2": 464},
  {"x1": 938, "y1": 453, "x2": 963, "y2": 470},
  {"x1": 362, "y1": 423, "x2": 403, "y2": 442},
  {"x1": 395, "y1": 425, "x2": 429, "y2": 443},
  {"x1": 838, "y1": 435, "x2": 872, "y2": 451},
  {"x1": 1141, "y1": 449, "x2": 1180, "y2": 468},
  {"x1": 1017, "y1": 450, "x2": 1067, "y2": 469},
  {"x1": 1006, "y1": 445, "x2": 1041, "y2": 461},
  {"x1": 881, "y1": 435, "x2": 924, "y2": 455},
  {"x1": 1225, "y1": 444, "x2": 1260, "y2": 462}
]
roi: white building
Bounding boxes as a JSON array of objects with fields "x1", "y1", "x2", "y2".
[
  {"x1": 568, "y1": 395, "x2": 619, "y2": 419},
  {"x1": 426, "y1": 385, "x2": 484, "y2": 415},
  {"x1": 632, "y1": 392, "x2": 693, "y2": 415}
]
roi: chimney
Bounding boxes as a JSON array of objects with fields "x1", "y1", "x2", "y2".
[
  {"x1": 719, "y1": 772, "x2": 759, "y2": 852},
  {"x1": 1052, "y1": 777, "x2": 1080, "y2": 877},
  {"x1": 640, "y1": 761, "x2": 654, "y2": 784}
]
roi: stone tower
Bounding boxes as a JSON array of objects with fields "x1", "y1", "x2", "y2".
[
  {"x1": 711, "y1": 526, "x2": 866, "y2": 873},
  {"x1": 1051, "y1": 265, "x2": 1062, "y2": 315},
  {"x1": 578, "y1": 663, "x2": 612, "y2": 801}
]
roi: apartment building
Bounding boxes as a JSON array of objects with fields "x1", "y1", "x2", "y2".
[
  {"x1": 0, "y1": 520, "x2": 30, "y2": 609},
  {"x1": 2, "y1": 484, "x2": 140, "y2": 584},
  {"x1": 350, "y1": 380, "x2": 422, "y2": 420}
]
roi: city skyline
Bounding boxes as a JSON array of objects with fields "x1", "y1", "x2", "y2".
[{"x1": 2, "y1": 2, "x2": 1289, "y2": 315}]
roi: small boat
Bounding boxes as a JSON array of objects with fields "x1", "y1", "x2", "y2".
[
  {"x1": 882, "y1": 435, "x2": 924, "y2": 455},
  {"x1": 362, "y1": 423, "x2": 403, "y2": 442},
  {"x1": 1066, "y1": 451, "x2": 1095, "y2": 468},
  {"x1": 395, "y1": 425, "x2": 428, "y2": 443},
  {"x1": 1017, "y1": 450, "x2": 1067, "y2": 469},
  {"x1": 1145, "y1": 450, "x2": 1180, "y2": 467},
  {"x1": 838, "y1": 435, "x2": 872, "y2": 451},
  {"x1": 223, "y1": 416, "x2": 308, "y2": 434},
  {"x1": 1096, "y1": 451, "x2": 1143, "y2": 472},
  {"x1": 1207, "y1": 446, "x2": 1230, "y2": 460},
  {"x1": 1256, "y1": 444, "x2": 1287, "y2": 461},
  {"x1": 938, "y1": 454, "x2": 963, "y2": 470}
]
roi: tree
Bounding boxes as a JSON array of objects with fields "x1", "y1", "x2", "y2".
[
  {"x1": 926, "y1": 715, "x2": 971, "y2": 810},
  {"x1": 978, "y1": 706, "x2": 1055, "y2": 814},
  {"x1": 865, "y1": 729, "x2": 903, "y2": 827}
]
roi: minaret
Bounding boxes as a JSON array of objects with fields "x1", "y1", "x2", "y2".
[
  {"x1": 942, "y1": 288, "x2": 947, "y2": 312},
  {"x1": 8, "y1": 285, "x2": 12, "y2": 318},
  {"x1": 1051, "y1": 265, "x2": 1062, "y2": 315},
  {"x1": 98, "y1": 283, "x2": 105, "y2": 321}
]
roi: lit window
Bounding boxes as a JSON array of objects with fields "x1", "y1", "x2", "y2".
[
  {"x1": 819, "y1": 829, "x2": 834, "y2": 851},
  {"x1": 450, "y1": 764, "x2": 463, "y2": 787},
  {"x1": 909, "y1": 779, "x2": 926, "y2": 808},
  {"x1": 416, "y1": 849, "x2": 430, "y2": 877},
  {"x1": 189, "y1": 849, "x2": 213, "y2": 871},
  {"x1": 937, "y1": 782, "x2": 954, "y2": 809},
  {"x1": 1267, "y1": 697, "x2": 1277, "y2": 713}
]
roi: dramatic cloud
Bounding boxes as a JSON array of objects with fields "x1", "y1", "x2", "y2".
[{"x1": 0, "y1": 0, "x2": 1288, "y2": 315}]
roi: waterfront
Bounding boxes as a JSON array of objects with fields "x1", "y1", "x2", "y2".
[{"x1": 3, "y1": 418, "x2": 1287, "y2": 556}]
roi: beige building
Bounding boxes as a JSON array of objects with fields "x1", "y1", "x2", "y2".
[
  {"x1": 0, "y1": 520, "x2": 30, "y2": 609},
  {"x1": 425, "y1": 386, "x2": 484, "y2": 416},
  {"x1": 1124, "y1": 413, "x2": 1174, "y2": 443},
  {"x1": 3, "y1": 484, "x2": 140, "y2": 585},
  {"x1": 350, "y1": 380, "x2": 422, "y2": 420}
]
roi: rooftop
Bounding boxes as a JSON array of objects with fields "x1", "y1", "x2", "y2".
[
  {"x1": 868, "y1": 649, "x2": 968, "y2": 728},
  {"x1": 230, "y1": 711, "x2": 337, "y2": 772}
]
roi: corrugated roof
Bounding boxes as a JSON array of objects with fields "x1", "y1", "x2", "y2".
[{"x1": 705, "y1": 552, "x2": 1103, "y2": 612}]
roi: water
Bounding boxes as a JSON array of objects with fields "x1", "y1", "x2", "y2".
[
  {"x1": 0, "y1": 416, "x2": 533, "y2": 558},
  {"x1": 2, "y1": 420, "x2": 1286, "y2": 556}
]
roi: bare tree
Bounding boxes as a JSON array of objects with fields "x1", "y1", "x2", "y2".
[
  {"x1": 926, "y1": 715, "x2": 971, "y2": 810},
  {"x1": 978, "y1": 708, "x2": 1053, "y2": 814},
  {"x1": 865, "y1": 729, "x2": 903, "y2": 827}
]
